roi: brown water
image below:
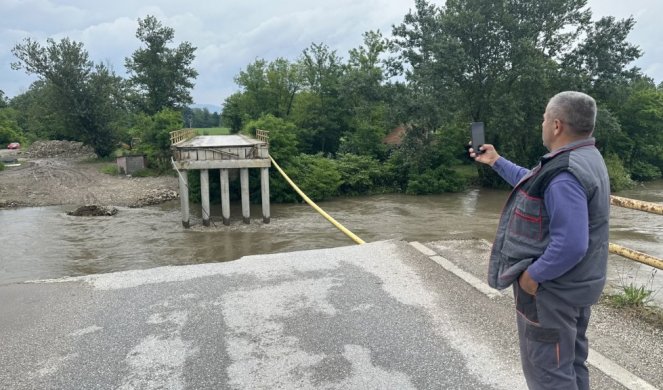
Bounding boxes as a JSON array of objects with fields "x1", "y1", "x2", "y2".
[{"x1": 1, "y1": 182, "x2": 661, "y2": 303}]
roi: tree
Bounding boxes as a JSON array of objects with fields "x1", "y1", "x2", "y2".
[
  {"x1": 132, "y1": 108, "x2": 183, "y2": 171},
  {"x1": 292, "y1": 43, "x2": 347, "y2": 154},
  {"x1": 125, "y1": 15, "x2": 198, "y2": 115},
  {"x1": 0, "y1": 107, "x2": 24, "y2": 145},
  {"x1": 338, "y1": 31, "x2": 390, "y2": 158},
  {"x1": 390, "y1": 0, "x2": 642, "y2": 177},
  {"x1": 562, "y1": 15, "x2": 642, "y2": 106},
  {"x1": 221, "y1": 92, "x2": 250, "y2": 133},
  {"x1": 616, "y1": 84, "x2": 663, "y2": 180},
  {"x1": 11, "y1": 38, "x2": 126, "y2": 156},
  {"x1": 0, "y1": 90, "x2": 8, "y2": 108}
]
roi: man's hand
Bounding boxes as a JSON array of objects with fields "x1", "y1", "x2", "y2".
[
  {"x1": 469, "y1": 143, "x2": 500, "y2": 167},
  {"x1": 518, "y1": 270, "x2": 539, "y2": 295}
]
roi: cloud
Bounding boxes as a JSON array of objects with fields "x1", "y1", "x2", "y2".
[{"x1": 1, "y1": 0, "x2": 661, "y2": 107}]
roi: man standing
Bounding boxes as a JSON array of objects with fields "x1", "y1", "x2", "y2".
[{"x1": 470, "y1": 91, "x2": 610, "y2": 389}]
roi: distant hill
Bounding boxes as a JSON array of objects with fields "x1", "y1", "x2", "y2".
[{"x1": 190, "y1": 103, "x2": 220, "y2": 113}]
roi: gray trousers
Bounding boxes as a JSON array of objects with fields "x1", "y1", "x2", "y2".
[{"x1": 514, "y1": 281, "x2": 591, "y2": 390}]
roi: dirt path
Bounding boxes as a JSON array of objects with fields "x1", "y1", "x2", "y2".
[{"x1": 0, "y1": 149, "x2": 179, "y2": 208}]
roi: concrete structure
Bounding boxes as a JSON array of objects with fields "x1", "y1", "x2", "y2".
[
  {"x1": 116, "y1": 155, "x2": 146, "y2": 175},
  {"x1": 1, "y1": 240, "x2": 660, "y2": 389},
  {"x1": 171, "y1": 133, "x2": 270, "y2": 227}
]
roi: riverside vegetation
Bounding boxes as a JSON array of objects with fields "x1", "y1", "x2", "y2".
[{"x1": 2, "y1": 1, "x2": 663, "y2": 204}]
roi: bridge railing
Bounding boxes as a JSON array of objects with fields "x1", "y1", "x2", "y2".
[
  {"x1": 170, "y1": 129, "x2": 197, "y2": 145},
  {"x1": 609, "y1": 195, "x2": 663, "y2": 270},
  {"x1": 256, "y1": 129, "x2": 269, "y2": 145}
]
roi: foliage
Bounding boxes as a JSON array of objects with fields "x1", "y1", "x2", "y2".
[
  {"x1": 275, "y1": 154, "x2": 342, "y2": 202},
  {"x1": 594, "y1": 107, "x2": 632, "y2": 160},
  {"x1": 0, "y1": 90, "x2": 8, "y2": 108},
  {"x1": 390, "y1": 0, "x2": 642, "y2": 181},
  {"x1": 609, "y1": 284, "x2": 653, "y2": 308},
  {"x1": 406, "y1": 166, "x2": 466, "y2": 195},
  {"x1": 125, "y1": 15, "x2": 198, "y2": 115},
  {"x1": 608, "y1": 269, "x2": 658, "y2": 309},
  {"x1": 629, "y1": 161, "x2": 662, "y2": 182},
  {"x1": 616, "y1": 84, "x2": 663, "y2": 179},
  {"x1": 183, "y1": 107, "x2": 220, "y2": 128},
  {"x1": 0, "y1": 108, "x2": 25, "y2": 145},
  {"x1": 604, "y1": 154, "x2": 634, "y2": 192},
  {"x1": 0, "y1": 161, "x2": 4, "y2": 171},
  {"x1": 11, "y1": 38, "x2": 126, "y2": 157},
  {"x1": 242, "y1": 114, "x2": 299, "y2": 163},
  {"x1": 221, "y1": 92, "x2": 250, "y2": 133},
  {"x1": 100, "y1": 164, "x2": 119, "y2": 175},
  {"x1": 131, "y1": 108, "x2": 183, "y2": 172},
  {"x1": 336, "y1": 153, "x2": 390, "y2": 195}
]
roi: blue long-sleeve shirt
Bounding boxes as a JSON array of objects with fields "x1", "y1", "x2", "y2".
[{"x1": 492, "y1": 157, "x2": 589, "y2": 283}]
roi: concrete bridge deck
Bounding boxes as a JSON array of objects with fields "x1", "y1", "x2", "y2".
[{"x1": 0, "y1": 240, "x2": 661, "y2": 389}]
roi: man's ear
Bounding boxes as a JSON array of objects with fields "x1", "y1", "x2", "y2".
[{"x1": 553, "y1": 119, "x2": 563, "y2": 136}]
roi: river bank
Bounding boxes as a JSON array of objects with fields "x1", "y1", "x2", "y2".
[{"x1": 0, "y1": 141, "x2": 178, "y2": 209}]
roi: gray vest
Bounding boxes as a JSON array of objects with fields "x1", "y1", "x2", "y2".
[{"x1": 487, "y1": 138, "x2": 610, "y2": 306}]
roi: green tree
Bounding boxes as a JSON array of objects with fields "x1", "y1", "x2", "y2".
[
  {"x1": 292, "y1": 43, "x2": 347, "y2": 154},
  {"x1": 125, "y1": 15, "x2": 198, "y2": 115},
  {"x1": 221, "y1": 92, "x2": 250, "y2": 133},
  {"x1": 0, "y1": 90, "x2": 8, "y2": 108},
  {"x1": 11, "y1": 38, "x2": 126, "y2": 156},
  {"x1": 338, "y1": 31, "x2": 390, "y2": 158},
  {"x1": 390, "y1": 0, "x2": 641, "y2": 180},
  {"x1": 562, "y1": 16, "x2": 642, "y2": 106},
  {"x1": 616, "y1": 85, "x2": 663, "y2": 180},
  {"x1": 0, "y1": 107, "x2": 25, "y2": 145},
  {"x1": 132, "y1": 108, "x2": 183, "y2": 171}
]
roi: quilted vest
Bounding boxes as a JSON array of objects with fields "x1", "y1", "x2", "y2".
[{"x1": 487, "y1": 138, "x2": 610, "y2": 306}]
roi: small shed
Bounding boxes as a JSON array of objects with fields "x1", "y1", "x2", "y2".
[{"x1": 116, "y1": 155, "x2": 146, "y2": 175}]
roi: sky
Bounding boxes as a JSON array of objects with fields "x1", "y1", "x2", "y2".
[{"x1": 1, "y1": 0, "x2": 661, "y2": 109}]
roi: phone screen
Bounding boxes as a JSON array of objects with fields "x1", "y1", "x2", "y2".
[{"x1": 471, "y1": 122, "x2": 485, "y2": 154}]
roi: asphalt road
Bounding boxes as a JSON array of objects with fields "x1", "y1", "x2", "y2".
[{"x1": 0, "y1": 240, "x2": 660, "y2": 389}]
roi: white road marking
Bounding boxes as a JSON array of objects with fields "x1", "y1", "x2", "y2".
[{"x1": 409, "y1": 241, "x2": 659, "y2": 390}]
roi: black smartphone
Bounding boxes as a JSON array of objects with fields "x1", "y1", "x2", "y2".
[{"x1": 470, "y1": 122, "x2": 485, "y2": 154}]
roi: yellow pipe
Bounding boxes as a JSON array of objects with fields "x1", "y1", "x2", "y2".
[
  {"x1": 610, "y1": 195, "x2": 663, "y2": 215},
  {"x1": 269, "y1": 155, "x2": 365, "y2": 245},
  {"x1": 609, "y1": 243, "x2": 663, "y2": 270}
]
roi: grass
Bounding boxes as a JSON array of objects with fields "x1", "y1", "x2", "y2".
[
  {"x1": 608, "y1": 283, "x2": 654, "y2": 308},
  {"x1": 100, "y1": 164, "x2": 119, "y2": 175},
  {"x1": 196, "y1": 127, "x2": 230, "y2": 135},
  {"x1": 604, "y1": 269, "x2": 663, "y2": 329}
]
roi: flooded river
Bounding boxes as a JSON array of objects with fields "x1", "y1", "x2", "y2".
[{"x1": 1, "y1": 181, "x2": 662, "y2": 304}]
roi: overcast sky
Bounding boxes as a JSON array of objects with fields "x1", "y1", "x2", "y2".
[{"x1": 1, "y1": 0, "x2": 661, "y2": 108}]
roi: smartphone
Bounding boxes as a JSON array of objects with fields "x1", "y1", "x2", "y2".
[{"x1": 470, "y1": 122, "x2": 485, "y2": 154}]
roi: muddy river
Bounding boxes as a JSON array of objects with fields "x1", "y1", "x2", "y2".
[{"x1": 1, "y1": 181, "x2": 662, "y2": 304}]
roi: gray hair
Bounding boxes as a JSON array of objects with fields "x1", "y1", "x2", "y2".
[{"x1": 547, "y1": 91, "x2": 597, "y2": 135}]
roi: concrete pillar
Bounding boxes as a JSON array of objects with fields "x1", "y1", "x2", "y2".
[
  {"x1": 240, "y1": 168, "x2": 250, "y2": 224},
  {"x1": 178, "y1": 169, "x2": 190, "y2": 228},
  {"x1": 261, "y1": 167, "x2": 270, "y2": 223},
  {"x1": 201, "y1": 169, "x2": 210, "y2": 227},
  {"x1": 220, "y1": 168, "x2": 230, "y2": 226}
]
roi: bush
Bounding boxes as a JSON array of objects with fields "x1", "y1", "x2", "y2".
[
  {"x1": 275, "y1": 154, "x2": 342, "y2": 202},
  {"x1": 0, "y1": 161, "x2": 4, "y2": 171},
  {"x1": 630, "y1": 161, "x2": 662, "y2": 182},
  {"x1": 406, "y1": 166, "x2": 466, "y2": 195},
  {"x1": 604, "y1": 154, "x2": 634, "y2": 192},
  {"x1": 336, "y1": 153, "x2": 391, "y2": 195}
]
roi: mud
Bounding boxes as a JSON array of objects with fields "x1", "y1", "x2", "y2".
[{"x1": 0, "y1": 142, "x2": 178, "y2": 209}]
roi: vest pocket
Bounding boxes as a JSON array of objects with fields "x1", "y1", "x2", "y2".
[{"x1": 508, "y1": 192, "x2": 543, "y2": 241}]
